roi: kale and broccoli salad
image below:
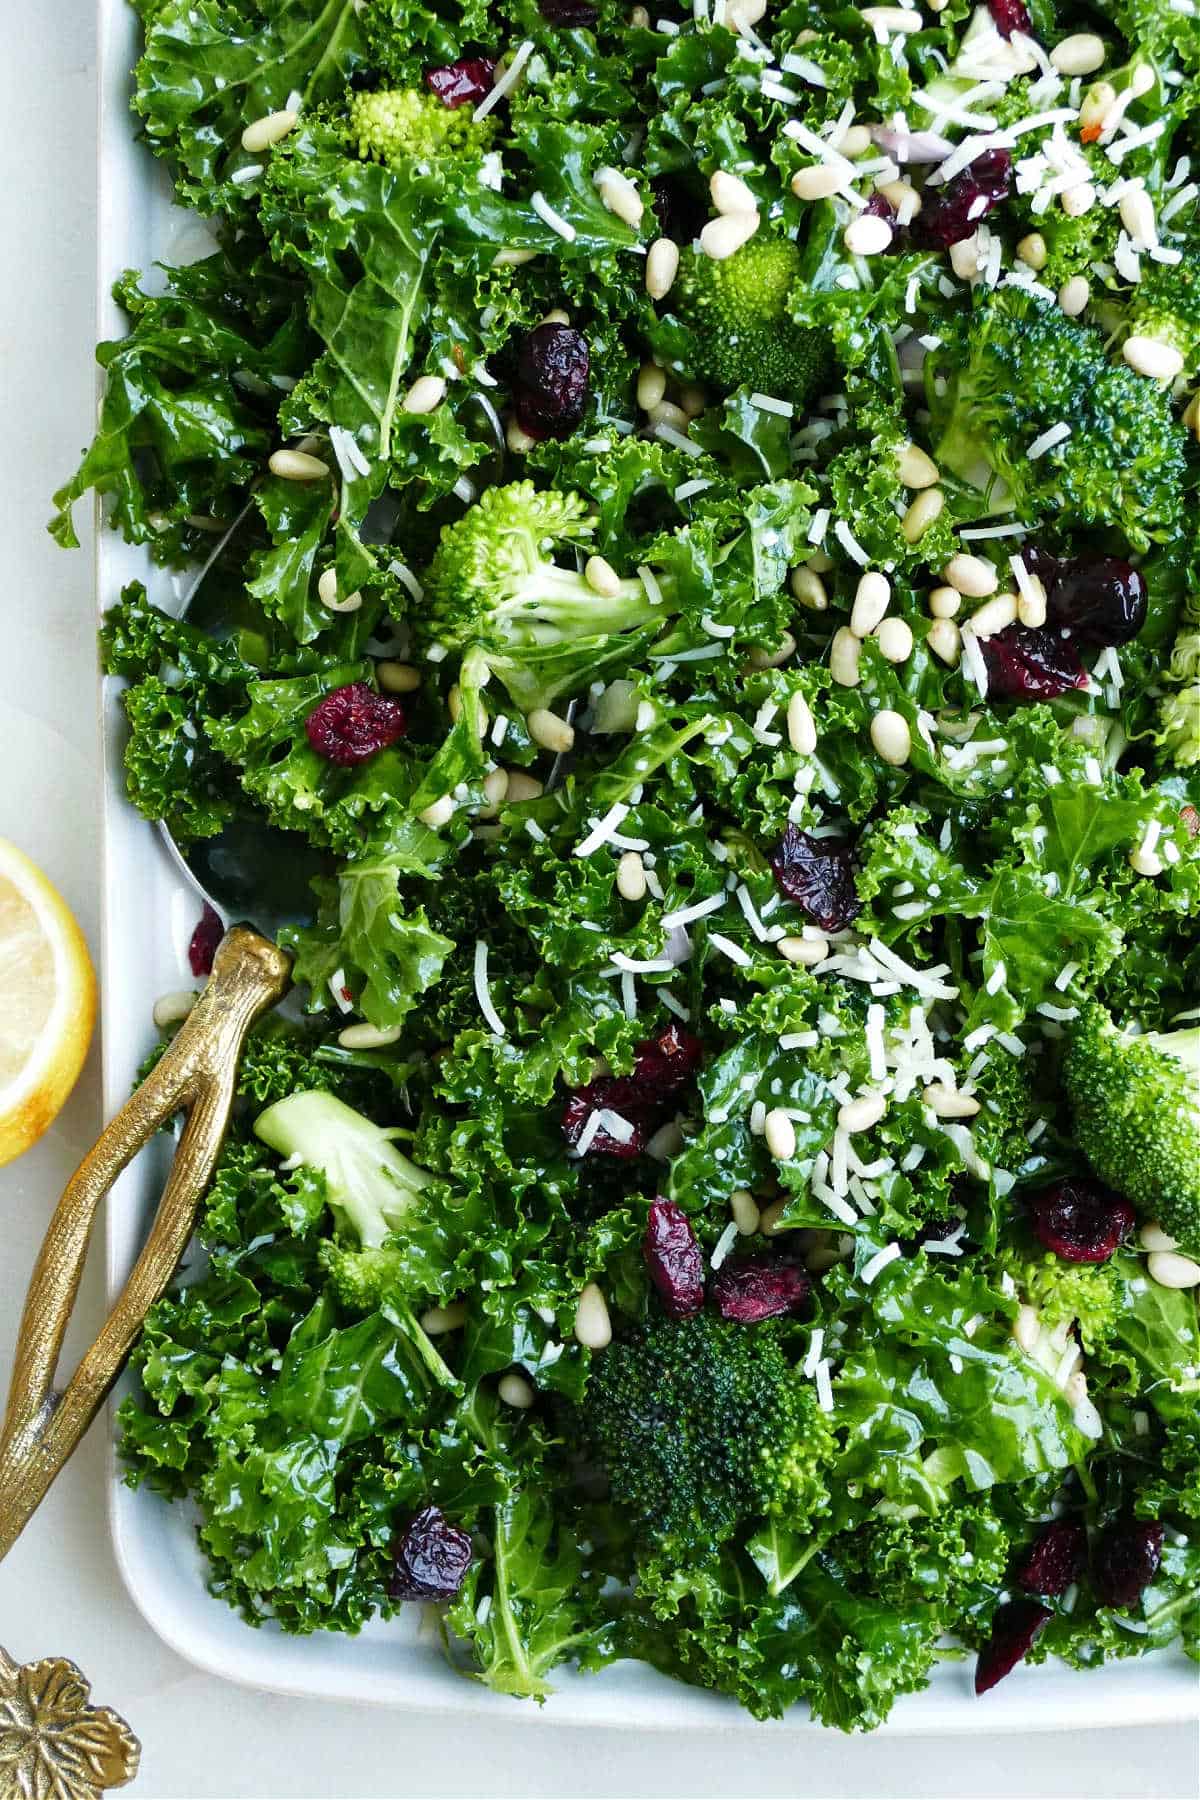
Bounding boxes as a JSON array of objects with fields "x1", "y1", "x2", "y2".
[{"x1": 56, "y1": 0, "x2": 1200, "y2": 1729}]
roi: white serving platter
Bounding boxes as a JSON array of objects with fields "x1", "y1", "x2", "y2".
[{"x1": 96, "y1": 0, "x2": 1199, "y2": 1732}]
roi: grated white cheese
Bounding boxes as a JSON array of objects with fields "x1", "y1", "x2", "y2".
[
  {"x1": 833, "y1": 519, "x2": 870, "y2": 566},
  {"x1": 474, "y1": 40, "x2": 534, "y2": 121},
  {"x1": 574, "y1": 803, "x2": 631, "y2": 857},
  {"x1": 860, "y1": 1242, "x2": 901, "y2": 1285},
  {"x1": 711, "y1": 1221, "x2": 740, "y2": 1270},
  {"x1": 530, "y1": 190, "x2": 577, "y2": 241},
  {"x1": 1026, "y1": 421, "x2": 1072, "y2": 460},
  {"x1": 814, "y1": 1359, "x2": 835, "y2": 1413},
  {"x1": 473, "y1": 940, "x2": 507, "y2": 1037},
  {"x1": 661, "y1": 892, "x2": 726, "y2": 929},
  {"x1": 709, "y1": 932, "x2": 752, "y2": 968}
]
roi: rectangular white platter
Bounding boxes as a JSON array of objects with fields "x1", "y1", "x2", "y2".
[{"x1": 96, "y1": 0, "x2": 1199, "y2": 1732}]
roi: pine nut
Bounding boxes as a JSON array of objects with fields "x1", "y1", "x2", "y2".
[
  {"x1": 779, "y1": 934, "x2": 828, "y2": 965},
  {"x1": 764, "y1": 1108, "x2": 797, "y2": 1161},
  {"x1": 805, "y1": 1242, "x2": 844, "y2": 1272},
  {"x1": 1129, "y1": 845, "x2": 1163, "y2": 878},
  {"x1": 806, "y1": 549, "x2": 835, "y2": 574},
  {"x1": 1119, "y1": 188, "x2": 1157, "y2": 246},
  {"x1": 1060, "y1": 182, "x2": 1096, "y2": 218},
  {"x1": 630, "y1": 2, "x2": 650, "y2": 21},
  {"x1": 585, "y1": 553, "x2": 623, "y2": 597},
  {"x1": 678, "y1": 383, "x2": 706, "y2": 418},
  {"x1": 646, "y1": 236, "x2": 680, "y2": 299},
  {"x1": 837, "y1": 125, "x2": 873, "y2": 157},
  {"x1": 377, "y1": 660, "x2": 421, "y2": 694},
  {"x1": 851, "y1": 570, "x2": 891, "y2": 637},
  {"x1": 897, "y1": 442, "x2": 939, "y2": 488},
  {"x1": 928, "y1": 585, "x2": 961, "y2": 619},
  {"x1": 730, "y1": 1189, "x2": 761, "y2": 1235},
  {"x1": 481, "y1": 767, "x2": 510, "y2": 811},
  {"x1": 876, "y1": 617, "x2": 913, "y2": 663},
  {"x1": 636, "y1": 362, "x2": 667, "y2": 412},
  {"x1": 726, "y1": 0, "x2": 767, "y2": 29},
  {"x1": 493, "y1": 247, "x2": 538, "y2": 268},
  {"x1": 616, "y1": 850, "x2": 647, "y2": 900},
  {"x1": 317, "y1": 567, "x2": 361, "y2": 612},
  {"x1": 447, "y1": 683, "x2": 462, "y2": 724},
  {"x1": 790, "y1": 565, "x2": 828, "y2": 611},
  {"x1": 901, "y1": 487, "x2": 944, "y2": 542},
  {"x1": 944, "y1": 553, "x2": 997, "y2": 598},
  {"x1": 152, "y1": 989, "x2": 196, "y2": 1028},
  {"x1": 787, "y1": 690, "x2": 818, "y2": 754},
  {"x1": 844, "y1": 213, "x2": 893, "y2": 256},
  {"x1": 403, "y1": 374, "x2": 446, "y2": 415},
  {"x1": 241, "y1": 109, "x2": 299, "y2": 152},
  {"x1": 595, "y1": 165, "x2": 644, "y2": 227},
  {"x1": 838, "y1": 1092, "x2": 886, "y2": 1133},
  {"x1": 506, "y1": 770, "x2": 544, "y2": 802},
  {"x1": 791, "y1": 163, "x2": 845, "y2": 201},
  {"x1": 421, "y1": 1302, "x2": 467, "y2": 1335},
  {"x1": 338, "y1": 1021, "x2": 404, "y2": 1049},
  {"x1": 268, "y1": 448, "x2": 329, "y2": 481},
  {"x1": 1148, "y1": 1250, "x2": 1200, "y2": 1290},
  {"x1": 949, "y1": 235, "x2": 981, "y2": 280},
  {"x1": 1013, "y1": 1305, "x2": 1041, "y2": 1352},
  {"x1": 969, "y1": 592, "x2": 1018, "y2": 638},
  {"x1": 648, "y1": 399, "x2": 689, "y2": 433},
  {"x1": 879, "y1": 178, "x2": 921, "y2": 218},
  {"x1": 1016, "y1": 232, "x2": 1047, "y2": 271},
  {"x1": 1016, "y1": 581, "x2": 1047, "y2": 629},
  {"x1": 527, "y1": 707, "x2": 574, "y2": 753},
  {"x1": 498, "y1": 1371, "x2": 536, "y2": 1408},
  {"x1": 1123, "y1": 335, "x2": 1185, "y2": 382},
  {"x1": 711, "y1": 169, "x2": 758, "y2": 215},
  {"x1": 830, "y1": 626, "x2": 862, "y2": 688},
  {"x1": 1130, "y1": 63, "x2": 1156, "y2": 97},
  {"x1": 759, "y1": 1199, "x2": 789, "y2": 1236},
  {"x1": 1058, "y1": 275, "x2": 1090, "y2": 317},
  {"x1": 1051, "y1": 32, "x2": 1105, "y2": 74},
  {"x1": 746, "y1": 631, "x2": 796, "y2": 669},
  {"x1": 506, "y1": 417, "x2": 538, "y2": 454},
  {"x1": 924, "y1": 1082, "x2": 981, "y2": 1117},
  {"x1": 1140, "y1": 1222, "x2": 1179, "y2": 1252},
  {"x1": 419, "y1": 794, "x2": 457, "y2": 828},
  {"x1": 870, "y1": 709, "x2": 911, "y2": 766},
  {"x1": 927, "y1": 617, "x2": 961, "y2": 665},
  {"x1": 1079, "y1": 81, "x2": 1116, "y2": 136},
  {"x1": 573, "y1": 1282, "x2": 613, "y2": 1348},
  {"x1": 700, "y1": 211, "x2": 760, "y2": 259}
]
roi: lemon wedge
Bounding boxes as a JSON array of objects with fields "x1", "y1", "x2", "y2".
[{"x1": 0, "y1": 837, "x2": 96, "y2": 1167}]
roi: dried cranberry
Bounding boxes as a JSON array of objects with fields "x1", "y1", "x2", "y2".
[
  {"x1": 188, "y1": 902, "x2": 223, "y2": 977},
  {"x1": 1182, "y1": 804, "x2": 1200, "y2": 838},
  {"x1": 916, "y1": 149, "x2": 1013, "y2": 249},
  {"x1": 538, "y1": 0, "x2": 598, "y2": 21},
  {"x1": 1093, "y1": 1520, "x2": 1165, "y2": 1609},
  {"x1": 987, "y1": 0, "x2": 1031, "y2": 37},
  {"x1": 305, "y1": 682, "x2": 407, "y2": 766},
  {"x1": 424, "y1": 56, "x2": 497, "y2": 108},
  {"x1": 563, "y1": 1026, "x2": 704, "y2": 1158},
  {"x1": 644, "y1": 1198, "x2": 705, "y2": 1319},
  {"x1": 975, "y1": 1599, "x2": 1052, "y2": 1694},
  {"x1": 1028, "y1": 1179, "x2": 1135, "y2": 1264},
  {"x1": 1016, "y1": 1521, "x2": 1087, "y2": 1596},
  {"x1": 770, "y1": 827, "x2": 861, "y2": 932},
  {"x1": 650, "y1": 176, "x2": 707, "y2": 247},
  {"x1": 630, "y1": 1023, "x2": 704, "y2": 1100},
  {"x1": 979, "y1": 623, "x2": 1088, "y2": 702},
  {"x1": 1045, "y1": 557, "x2": 1147, "y2": 646},
  {"x1": 514, "y1": 324, "x2": 590, "y2": 440},
  {"x1": 389, "y1": 1504, "x2": 472, "y2": 1601},
  {"x1": 712, "y1": 1257, "x2": 810, "y2": 1323}
]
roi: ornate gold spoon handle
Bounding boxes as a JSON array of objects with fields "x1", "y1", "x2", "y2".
[{"x1": 0, "y1": 925, "x2": 291, "y2": 1562}]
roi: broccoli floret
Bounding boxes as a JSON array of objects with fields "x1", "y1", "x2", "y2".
[
  {"x1": 348, "y1": 87, "x2": 493, "y2": 166},
  {"x1": 668, "y1": 236, "x2": 830, "y2": 402},
  {"x1": 933, "y1": 288, "x2": 1187, "y2": 548},
  {"x1": 997, "y1": 1246, "x2": 1123, "y2": 1356},
  {"x1": 423, "y1": 480, "x2": 667, "y2": 710},
  {"x1": 254, "y1": 1088, "x2": 434, "y2": 1247},
  {"x1": 1125, "y1": 253, "x2": 1200, "y2": 386},
  {"x1": 585, "y1": 1311, "x2": 835, "y2": 1558},
  {"x1": 1063, "y1": 1004, "x2": 1200, "y2": 1254}
]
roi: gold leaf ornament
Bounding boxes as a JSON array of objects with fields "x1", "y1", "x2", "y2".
[{"x1": 0, "y1": 1646, "x2": 140, "y2": 1800}]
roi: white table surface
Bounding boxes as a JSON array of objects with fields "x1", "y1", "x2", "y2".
[{"x1": 0, "y1": 14, "x2": 1196, "y2": 1800}]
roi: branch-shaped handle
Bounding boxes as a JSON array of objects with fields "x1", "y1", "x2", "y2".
[{"x1": 0, "y1": 926, "x2": 291, "y2": 1563}]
